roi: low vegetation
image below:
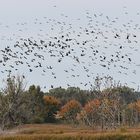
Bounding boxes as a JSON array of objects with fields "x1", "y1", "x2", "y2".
[{"x1": 1, "y1": 124, "x2": 140, "y2": 140}]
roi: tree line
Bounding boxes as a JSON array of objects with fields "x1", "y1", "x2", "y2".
[{"x1": 0, "y1": 75, "x2": 140, "y2": 130}]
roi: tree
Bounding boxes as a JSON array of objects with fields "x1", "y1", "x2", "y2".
[
  {"x1": 47, "y1": 87, "x2": 91, "y2": 106},
  {"x1": 78, "y1": 99, "x2": 101, "y2": 127},
  {"x1": 0, "y1": 75, "x2": 26, "y2": 130},
  {"x1": 25, "y1": 85, "x2": 45, "y2": 123},
  {"x1": 44, "y1": 96, "x2": 60, "y2": 122},
  {"x1": 58, "y1": 100, "x2": 81, "y2": 123},
  {"x1": 128, "y1": 100, "x2": 140, "y2": 126}
]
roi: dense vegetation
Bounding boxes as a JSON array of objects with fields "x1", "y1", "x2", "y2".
[{"x1": 0, "y1": 75, "x2": 140, "y2": 131}]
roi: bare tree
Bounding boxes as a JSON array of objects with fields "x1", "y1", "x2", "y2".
[{"x1": 0, "y1": 75, "x2": 26, "y2": 130}]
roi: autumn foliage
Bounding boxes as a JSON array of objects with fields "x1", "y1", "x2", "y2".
[
  {"x1": 43, "y1": 96, "x2": 60, "y2": 122},
  {"x1": 58, "y1": 100, "x2": 81, "y2": 122},
  {"x1": 84, "y1": 99, "x2": 100, "y2": 114},
  {"x1": 44, "y1": 96, "x2": 60, "y2": 107}
]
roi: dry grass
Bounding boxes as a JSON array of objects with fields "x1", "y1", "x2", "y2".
[{"x1": 1, "y1": 124, "x2": 140, "y2": 140}]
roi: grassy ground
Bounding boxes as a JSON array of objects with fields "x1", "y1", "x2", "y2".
[{"x1": 1, "y1": 124, "x2": 140, "y2": 140}]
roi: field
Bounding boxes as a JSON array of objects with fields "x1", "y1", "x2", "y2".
[{"x1": 1, "y1": 124, "x2": 140, "y2": 140}]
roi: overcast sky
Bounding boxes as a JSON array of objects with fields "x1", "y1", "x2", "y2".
[
  {"x1": 0, "y1": 0, "x2": 140, "y2": 91},
  {"x1": 0, "y1": 0, "x2": 139, "y2": 20}
]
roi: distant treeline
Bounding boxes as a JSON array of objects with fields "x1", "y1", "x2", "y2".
[{"x1": 0, "y1": 75, "x2": 140, "y2": 130}]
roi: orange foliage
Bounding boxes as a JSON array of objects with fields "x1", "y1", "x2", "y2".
[
  {"x1": 84, "y1": 99, "x2": 100, "y2": 114},
  {"x1": 44, "y1": 96, "x2": 60, "y2": 106},
  {"x1": 128, "y1": 100, "x2": 140, "y2": 112},
  {"x1": 59, "y1": 99, "x2": 81, "y2": 118},
  {"x1": 135, "y1": 100, "x2": 140, "y2": 112}
]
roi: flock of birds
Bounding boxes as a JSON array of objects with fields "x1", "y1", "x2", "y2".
[{"x1": 0, "y1": 7, "x2": 140, "y2": 90}]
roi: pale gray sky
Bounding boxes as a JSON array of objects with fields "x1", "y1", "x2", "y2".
[
  {"x1": 0, "y1": 0, "x2": 140, "y2": 91},
  {"x1": 0, "y1": 0, "x2": 139, "y2": 21}
]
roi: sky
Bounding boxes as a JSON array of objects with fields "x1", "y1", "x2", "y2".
[
  {"x1": 0, "y1": 0, "x2": 139, "y2": 21},
  {"x1": 0, "y1": 0, "x2": 140, "y2": 91}
]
